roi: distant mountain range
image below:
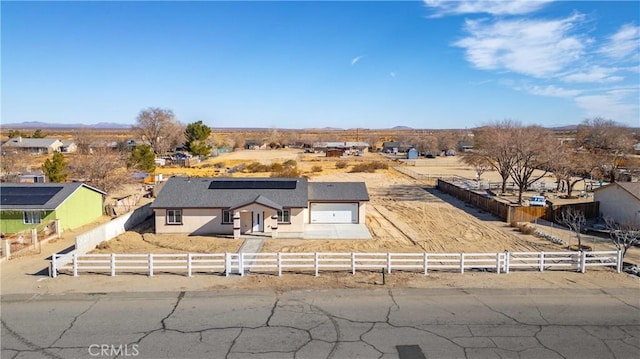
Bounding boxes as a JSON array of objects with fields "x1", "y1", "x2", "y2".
[{"x1": 1, "y1": 121, "x2": 132, "y2": 129}]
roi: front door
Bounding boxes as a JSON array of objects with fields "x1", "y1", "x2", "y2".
[{"x1": 252, "y1": 211, "x2": 263, "y2": 232}]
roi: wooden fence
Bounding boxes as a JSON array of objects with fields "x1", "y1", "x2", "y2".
[
  {"x1": 436, "y1": 179, "x2": 600, "y2": 223},
  {"x1": 50, "y1": 250, "x2": 622, "y2": 277}
]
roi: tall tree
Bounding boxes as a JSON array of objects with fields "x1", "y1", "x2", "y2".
[
  {"x1": 184, "y1": 121, "x2": 212, "y2": 157},
  {"x1": 31, "y1": 129, "x2": 46, "y2": 138},
  {"x1": 576, "y1": 118, "x2": 633, "y2": 182},
  {"x1": 42, "y1": 152, "x2": 68, "y2": 183},
  {"x1": 70, "y1": 148, "x2": 130, "y2": 193},
  {"x1": 548, "y1": 144, "x2": 591, "y2": 198},
  {"x1": 127, "y1": 145, "x2": 156, "y2": 173},
  {"x1": 509, "y1": 126, "x2": 555, "y2": 204},
  {"x1": 134, "y1": 107, "x2": 184, "y2": 154},
  {"x1": 470, "y1": 120, "x2": 519, "y2": 193}
]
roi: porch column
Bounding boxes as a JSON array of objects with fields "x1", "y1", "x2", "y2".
[
  {"x1": 271, "y1": 215, "x2": 278, "y2": 239},
  {"x1": 233, "y1": 211, "x2": 241, "y2": 239}
]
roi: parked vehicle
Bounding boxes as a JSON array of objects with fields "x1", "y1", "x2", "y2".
[{"x1": 529, "y1": 196, "x2": 546, "y2": 207}]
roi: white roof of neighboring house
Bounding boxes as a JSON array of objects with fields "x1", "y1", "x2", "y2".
[
  {"x1": 594, "y1": 182, "x2": 640, "y2": 201},
  {"x1": 313, "y1": 142, "x2": 369, "y2": 148},
  {"x1": 1, "y1": 138, "x2": 63, "y2": 149}
]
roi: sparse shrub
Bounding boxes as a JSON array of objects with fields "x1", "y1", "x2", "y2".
[
  {"x1": 214, "y1": 162, "x2": 225, "y2": 169},
  {"x1": 271, "y1": 166, "x2": 301, "y2": 178},
  {"x1": 336, "y1": 161, "x2": 348, "y2": 169},
  {"x1": 96, "y1": 241, "x2": 110, "y2": 250},
  {"x1": 311, "y1": 165, "x2": 323, "y2": 173},
  {"x1": 349, "y1": 163, "x2": 376, "y2": 173},
  {"x1": 270, "y1": 162, "x2": 284, "y2": 172},
  {"x1": 372, "y1": 161, "x2": 389, "y2": 170},
  {"x1": 283, "y1": 159, "x2": 297, "y2": 168},
  {"x1": 246, "y1": 162, "x2": 270, "y2": 173}
]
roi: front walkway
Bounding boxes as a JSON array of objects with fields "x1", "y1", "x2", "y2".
[{"x1": 278, "y1": 224, "x2": 372, "y2": 240}]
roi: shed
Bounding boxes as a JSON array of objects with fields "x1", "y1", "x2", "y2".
[
  {"x1": 406, "y1": 148, "x2": 418, "y2": 159},
  {"x1": 593, "y1": 182, "x2": 640, "y2": 225}
]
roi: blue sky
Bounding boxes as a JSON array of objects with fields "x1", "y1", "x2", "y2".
[{"x1": 2, "y1": 1, "x2": 639, "y2": 129}]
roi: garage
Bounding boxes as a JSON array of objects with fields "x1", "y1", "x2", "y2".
[{"x1": 310, "y1": 203, "x2": 358, "y2": 224}]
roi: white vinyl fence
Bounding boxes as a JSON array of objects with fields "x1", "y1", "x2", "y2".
[{"x1": 50, "y1": 250, "x2": 622, "y2": 278}]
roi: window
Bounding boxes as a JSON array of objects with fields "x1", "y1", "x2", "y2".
[
  {"x1": 277, "y1": 209, "x2": 290, "y2": 223},
  {"x1": 166, "y1": 209, "x2": 182, "y2": 225},
  {"x1": 222, "y1": 209, "x2": 233, "y2": 224},
  {"x1": 23, "y1": 211, "x2": 41, "y2": 224}
]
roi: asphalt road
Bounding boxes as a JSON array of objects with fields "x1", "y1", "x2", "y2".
[{"x1": 2, "y1": 288, "x2": 639, "y2": 359}]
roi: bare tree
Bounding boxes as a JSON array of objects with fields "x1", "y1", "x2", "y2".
[
  {"x1": 134, "y1": 108, "x2": 184, "y2": 154},
  {"x1": 73, "y1": 128, "x2": 96, "y2": 155},
  {"x1": 557, "y1": 207, "x2": 587, "y2": 250},
  {"x1": 461, "y1": 152, "x2": 492, "y2": 181},
  {"x1": 0, "y1": 150, "x2": 27, "y2": 181},
  {"x1": 547, "y1": 143, "x2": 591, "y2": 198},
  {"x1": 69, "y1": 148, "x2": 132, "y2": 193},
  {"x1": 509, "y1": 126, "x2": 555, "y2": 204},
  {"x1": 472, "y1": 120, "x2": 519, "y2": 194},
  {"x1": 605, "y1": 217, "x2": 640, "y2": 261},
  {"x1": 576, "y1": 118, "x2": 633, "y2": 183}
]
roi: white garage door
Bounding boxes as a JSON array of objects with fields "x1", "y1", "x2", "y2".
[{"x1": 310, "y1": 203, "x2": 358, "y2": 224}]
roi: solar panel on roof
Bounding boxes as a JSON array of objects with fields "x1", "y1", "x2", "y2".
[
  {"x1": 0, "y1": 186, "x2": 63, "y2": 206},
  {"x1": 208, "y1": 180, "x2": 297, "y2": 190}
]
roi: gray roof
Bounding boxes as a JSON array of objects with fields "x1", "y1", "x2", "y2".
[
  {"x1": 308, "y1": 182, "x2": 370, "y2": 202},
  {"x1": 1, "y1": 138, "x2": 62, "y2": 149},
  {"x1": 151, "y1": 177, "x2": 310, "y2": 209},
  {"x1": 0, "y1": 182, "x2": 106, "y2": 210}
]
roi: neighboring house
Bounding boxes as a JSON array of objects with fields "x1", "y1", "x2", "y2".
[
  {"x1": 382, "y1": 142, "x2": 412, "y2": 154},
  {"x1": 1, "y1": 137, "x2": 64, "y2": 154},
  {"x1": 593, "y1": 182, "x2": 640, "y2": 225},
  {"x1": 151, "y1": 177, "x2": 369, "y2": 237},
  {"x1": 59, "y1": 141, "x2": 77, "y2": 153},
  {"x1": 313, "y1": 142, "x2": 369, "y2": 153},
  {"x1": 0, "y1": 183, "x2": 106, "y2": 234},
  {"x1": 457, "y1": 141, "x2": 474, "y2": 153},
  {"x1": 18, "y1": 173, "x2": 47, "y2": 183}
]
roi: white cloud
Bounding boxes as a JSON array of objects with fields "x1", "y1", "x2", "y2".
[
  {"x1": 453, "y1": 14, "x2": 586, "y2": 77},
  {"x1": 574, "y1": 88, "x2": 640, "y2": 125},
  {"x1": 424, "y1": 0, "x2": 553, "y2": 17},
  {"x1": 351, "y1": 55, "x2": 364, "y2": 66},
  {"x1": 527, "y1": 85, "x2": 581, "y2": 98},
  {"x1": 561, "y1": 66, "x2": 623, "y2": 83},
  {"x1": 599, "y1": 23, "x2": 640, "y2": 59}
]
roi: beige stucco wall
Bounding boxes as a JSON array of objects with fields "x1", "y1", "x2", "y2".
[
  {"x1": 358, "y1": 202, "x2": 366, "y2": 224},
  {"x1": 594, "y1": 185, "x2": 640, "y2": 225},
  {"x1": 154, "y1": 208, "x2": 233, "y2": 235},
  {"x1": 154, "y1": 206, "x2": 307, "y2": 235}
]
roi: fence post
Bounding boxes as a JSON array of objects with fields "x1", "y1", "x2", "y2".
[
  {"x1": 111, "y1": 253, "x2": 116, "y2": 276},
  {"x1": 580, "y1": 251, "x2": 586, "y2": 274},
  {"x1": 225, "y1": 252, "x2": 230, "y2": 277},
  {"x1": 314, "y1": 252, "x2": 319, "y2": 277},
  {"x1": 423, "y1": 253, "x2": 428, "y2": 275},
  {"x1": 351, "y1": 252, "x2": 356, "y2": 275},
  {"x1": 539, "y1": 252, "x2": 544, "y2": 272},
  {"x1": 187, "y1": 253, "x2": 192, "y2": 277},
  {"x1": 149, "y1": 253, "x2": 154, "y2": 277},
  {"x1": 277, "y1": 252, "x2": 282, "y2": 277},
  {"x1": 504, "y1": 251, "x2": 510, "y2": 274},
  {"x1": 239, "y1": 253, "x2": 244, "y2": 276},
  {"x1": 460, "y1": 253, "x2": 465, "y2": 274},
  {"x1": 1, "y1": 239, "x2": 10, "y2": 260},
  {"x1": 72, "y1": 253, "x2": 78, "y2": 277},
  {"x1": 387, "y1": 253, "x2": 392, "y2": 274},
  {"x1": 51, "y1": 253, "x2": 57, "y2": 278},
  {"x1": 496, "y1": 253, "x2": 501, "y2": 274},
  {"x1": 616, "y1": 250, "x2": 623, "y2": 273}
]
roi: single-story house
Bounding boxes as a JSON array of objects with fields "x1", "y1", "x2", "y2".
[
  {"x1": 406, "y1": 148, "x2": 419, "y2": 159},
  {"x1": 457, "y1": 141, "x2": 474, "y2": 153},
  {"x1": 1, "y1": 138, "x2": 64, "y2": 154},
  {"x1": 594, "y1": 182, "x2": 640, "y2": 225},
  {"x1": 313, "y1": 142, "x2": 369, "y2": 154},
  {"x1": 18, "y1": 173, "x2": 47, "y2": 183},
  {"x1": 59, "y1": 141, "x2": 77, "y2": 153},
  {"x1": 382, "y1": 141, "x2": 413, "y2": 154},
  {"x1": 0, "y1": 183, "x2": 106, "y2": 234},
  {"x1": 151, "y1": 177, "x2": 369, "y2": 237}
]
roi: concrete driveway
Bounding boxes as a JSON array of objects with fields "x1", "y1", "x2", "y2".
[{"x1": 301, "y1": 224, "x2": 372, "y2": 240}]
